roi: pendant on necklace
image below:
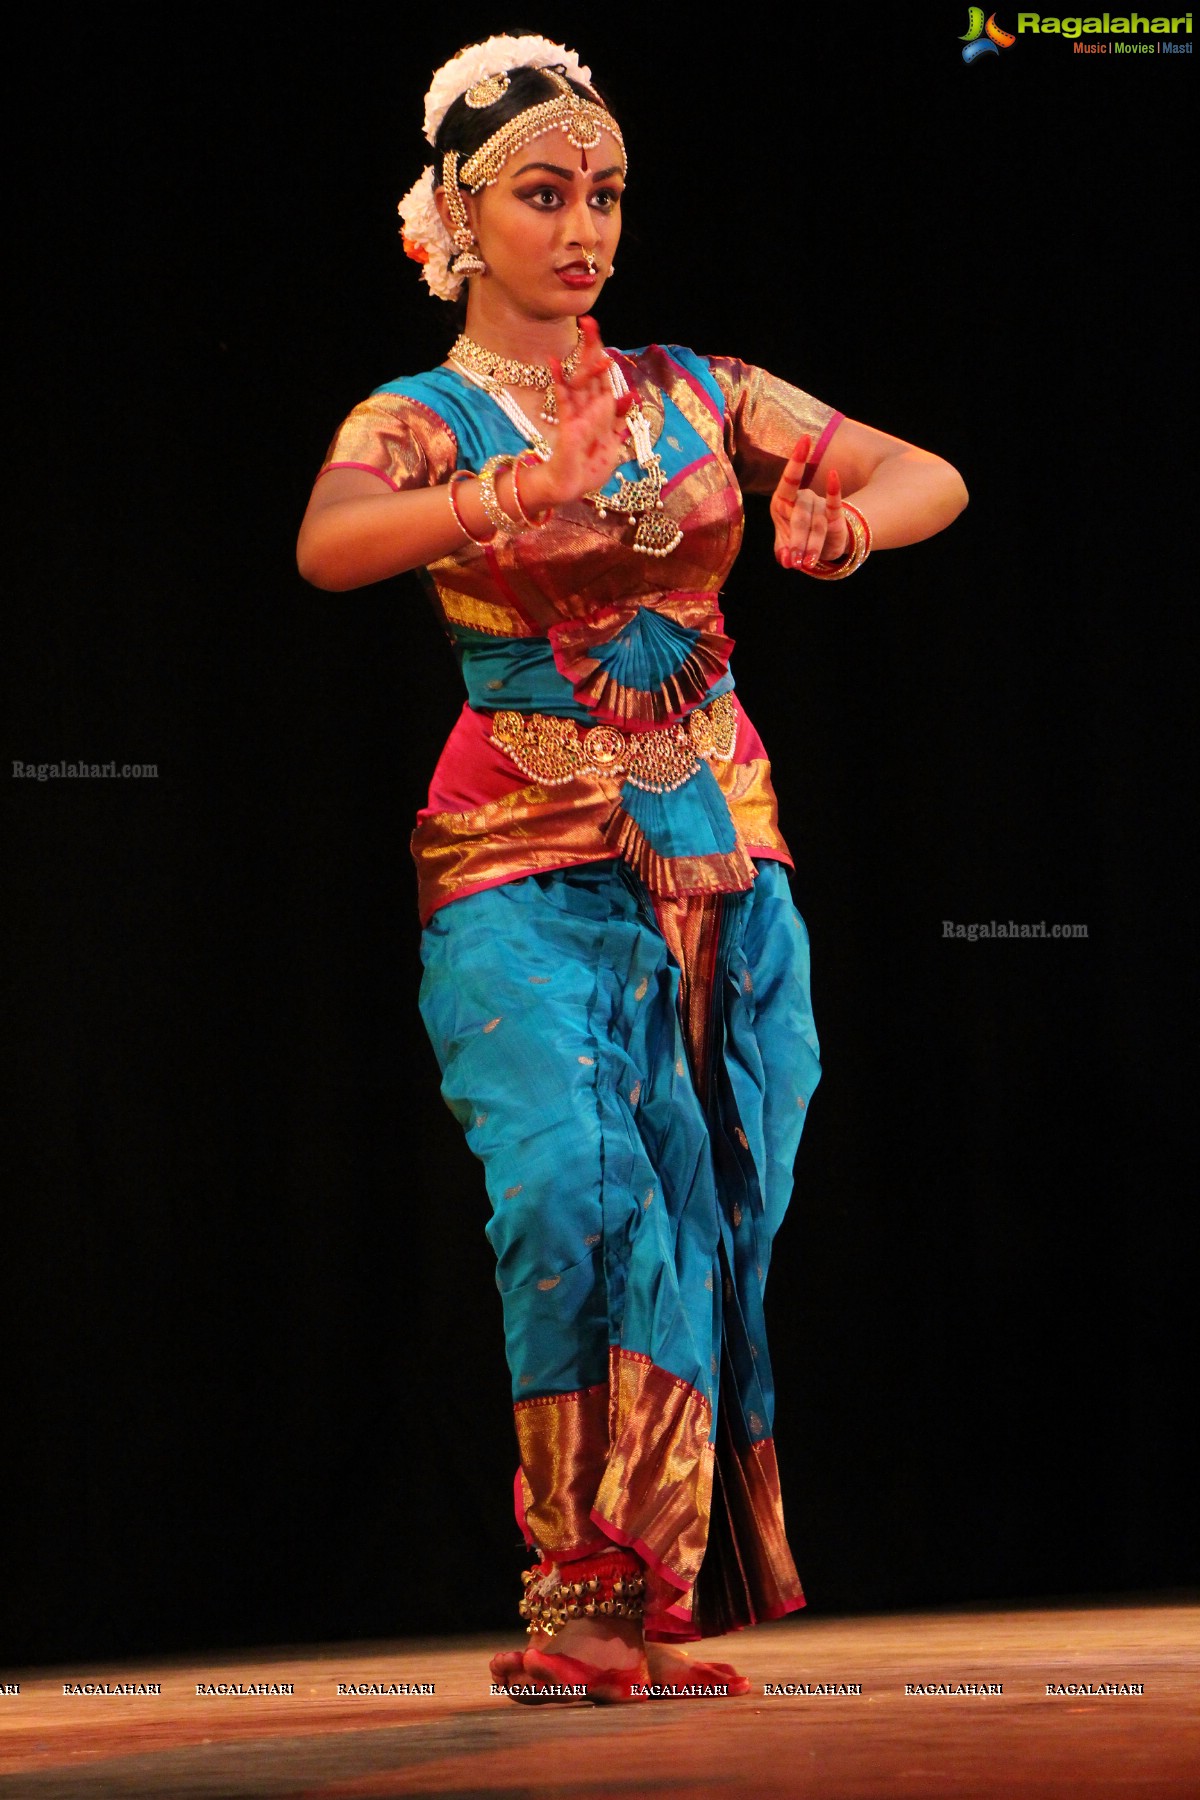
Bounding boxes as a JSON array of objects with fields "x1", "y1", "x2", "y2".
[
  {"x1": 584, "y1": 449, "x2": 684, "y2": 559},
  {"x1": 632, "y1": 508, "x2": 685, "y2": 557}
]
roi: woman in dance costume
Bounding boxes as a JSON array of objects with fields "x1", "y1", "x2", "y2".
[{"x1": 297, "y1": 34, "x2": 967, "y2": 1703}]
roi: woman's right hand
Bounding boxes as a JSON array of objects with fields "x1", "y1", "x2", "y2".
[
  {"x1": 522, "y1": 315, "x2": 633, "y2": 512},
  {"x1": 298, "y1": 317, "x2": 635, "y2": 591}
]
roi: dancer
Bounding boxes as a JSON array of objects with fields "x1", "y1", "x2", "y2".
[{"x1": 297, "y1": 34, "x2": 967, "y2": 1703}]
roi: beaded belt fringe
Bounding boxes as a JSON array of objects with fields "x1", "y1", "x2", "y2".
[{"x1": 490, "y1": 691, "x2": 737, "y2": 795}]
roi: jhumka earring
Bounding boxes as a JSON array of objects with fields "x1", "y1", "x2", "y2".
[{"x1": 442, "y1": 150, "x2": 486, "y2": 278}]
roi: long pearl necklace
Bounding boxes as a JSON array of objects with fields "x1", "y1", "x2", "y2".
[{"x1": 448, "y1": 357, "x2": 684, "y2": 559}]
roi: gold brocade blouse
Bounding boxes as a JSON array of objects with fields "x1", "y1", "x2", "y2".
[{"x1": 318, "y1": 344, "x2": 843, "y2": 922}]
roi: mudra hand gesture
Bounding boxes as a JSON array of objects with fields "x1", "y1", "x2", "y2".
[
  {"x1": 530, "y1": 315, "x2": 634, "y2": 510},
  {"x1": 770, "y1": 434, "x2": 849, "y2": 570}
]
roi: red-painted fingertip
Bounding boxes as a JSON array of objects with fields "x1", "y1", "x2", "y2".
[
  {"x1": 792, "y1": 434, "x2": 812, "y2": 460},
  {"x1": 579, "y1": 314, "x2": 601, "y2": 343},
  {"x1": 615, "y1": 391, "x2": 634, "y2": 416},
  {"x1": 549, "y1": 358, "x2": 564, "y2": 382},
  {"x1": 826, "y1": 467, "x2": 841, "y2": 494}
]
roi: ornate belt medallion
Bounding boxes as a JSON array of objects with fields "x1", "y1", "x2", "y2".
[{"x1": 490, "y1": 692, "x2": 737, "y2": 794}]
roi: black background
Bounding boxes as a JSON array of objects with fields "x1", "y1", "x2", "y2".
[{"x1": 5, "y1": 7, "x2": 1193, "y2": 1668}]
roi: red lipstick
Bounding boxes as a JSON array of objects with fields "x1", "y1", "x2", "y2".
[{"x1": 556, "y1": 262, "x2": 599, "y2": 289}]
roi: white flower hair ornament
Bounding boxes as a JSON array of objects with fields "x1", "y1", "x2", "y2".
[
  {"x1": 397, "y1": 35, "x2": 598, "y2": 302},
  {"x1": 421, "y1": 35, "x2": 594, "y2": 144},
  {"x1": 397, "y1": 165, "x2": 461, "y2": 302}
]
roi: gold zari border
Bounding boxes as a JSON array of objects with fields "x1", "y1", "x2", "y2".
[
  {"x1": 592, "y1": 1348, "x2": 715, "y2": 1597},
  {"x1": 412, "y1": 749, "x2": 789, "y2": 923},
  {"x1": 514, "y1": 1382, "x2": 612, "y2": 1559}
]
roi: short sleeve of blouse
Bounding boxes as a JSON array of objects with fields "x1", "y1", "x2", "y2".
[
  {"x1": 705, "y1": 355, "x2": 844, "y2": 497},
  {"x1": 318, "y1": 391, "x2": 458, "y2": 492}
]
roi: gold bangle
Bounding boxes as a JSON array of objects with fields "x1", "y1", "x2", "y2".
[
  {"x1": 510, "y1": 452, "x2": 555, "y2": 529},
  {"x1": 447, "y1": 470, "x2": 494, "y2": 545},
  {"x1": 802, "y1": 501, "x2": 871, "y2": 580},
  {"x1": 477, "y1": 454, "x2": 523, "y2": 534}
]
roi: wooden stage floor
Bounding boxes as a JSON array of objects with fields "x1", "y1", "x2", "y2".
[{"x1": 2, "y1": 1600, "x2": 1196, "y2": 1798}]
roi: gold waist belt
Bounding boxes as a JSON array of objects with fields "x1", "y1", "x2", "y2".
[{"x1": 490, "y1": 691, "x2": 737, "y2": 795}]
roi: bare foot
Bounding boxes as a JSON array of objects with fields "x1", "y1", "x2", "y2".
[
  {"x1": 528, "y1": 1617, "x2": 645, "y2": 1672},
  {"x1": 645, "y1": 1642, "x2": 750, "y2": 1694}
]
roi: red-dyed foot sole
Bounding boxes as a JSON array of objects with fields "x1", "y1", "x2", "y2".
[{"x1": 488, "y1": 1647, "x2": 649, "y2": 1705}]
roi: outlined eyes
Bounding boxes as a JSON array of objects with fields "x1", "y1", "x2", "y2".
[{"x1": 516, "y1": 185, "x2": 623, "y2": 212}]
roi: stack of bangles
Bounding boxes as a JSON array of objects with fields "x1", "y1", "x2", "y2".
[
  {"x1": 801, "y1": 499, "x2": 872, "y2": 579},
  {"x1": 447, "y1": 452, "x2": 555, "y2": 545}
]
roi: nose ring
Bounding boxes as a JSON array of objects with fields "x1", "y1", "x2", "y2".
[{"x1": 584, "y1": 252, "x2": 598, "y2": 276}]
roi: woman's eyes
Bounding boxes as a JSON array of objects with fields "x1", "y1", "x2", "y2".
[{"x1": 521, "y1": 187, "x2": 622, "y2": 210}]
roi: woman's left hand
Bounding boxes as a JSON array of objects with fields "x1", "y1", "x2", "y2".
[{"x1": 769, "y1": 435, "x2": 849, "y2": 570}]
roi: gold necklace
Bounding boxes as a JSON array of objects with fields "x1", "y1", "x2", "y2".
[
  {"x1": 449, "y1": 357, "x2": 683, "y2": 559},
  {"x1": 448, "y1": 329, "x2": 583, "y2": 424}
]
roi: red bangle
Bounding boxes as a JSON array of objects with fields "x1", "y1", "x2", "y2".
[
  {"x1": 447, "y1": 469, "x2": 495, "y2": 546},
  {"x1": 510, "y1": 452, "x2": 555, "y2": 529},
  {"x1": 803, "y1": 499, "x2": 871, "y2": 579}
]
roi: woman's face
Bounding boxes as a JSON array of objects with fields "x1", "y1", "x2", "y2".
[{"x1": 460, "y1": 126, "x2": 624, "y2": 320}]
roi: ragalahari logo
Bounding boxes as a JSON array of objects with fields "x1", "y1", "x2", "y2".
[{"x1": 961, "y1": 8, "x2": 1017, "y2": 59}]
